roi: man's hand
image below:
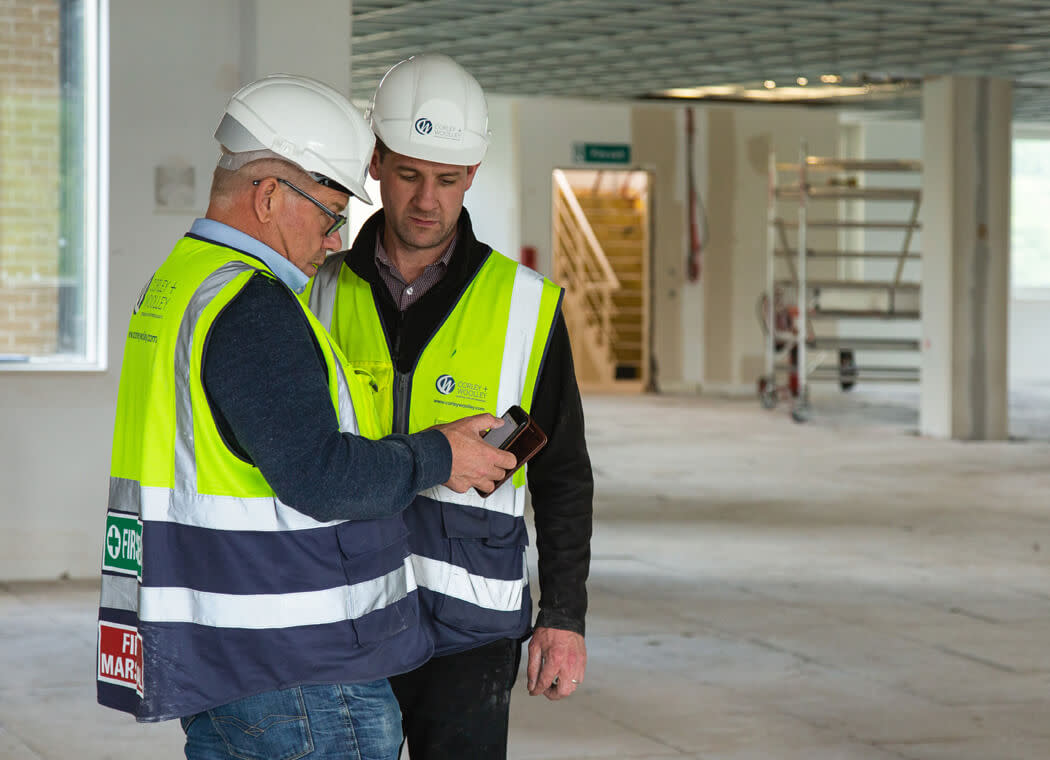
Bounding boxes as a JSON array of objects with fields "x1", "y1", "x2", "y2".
[
  {"x1": 526, "y1": 627, "x2": 586, "y2": 700},
  {"x1": 434, "y1": 414, "x2": 518, "y2": 494}
]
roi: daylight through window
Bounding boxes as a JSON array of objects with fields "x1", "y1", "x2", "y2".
[{"x1": 0, "y1": 0, "x2": 105, "y2": 368}]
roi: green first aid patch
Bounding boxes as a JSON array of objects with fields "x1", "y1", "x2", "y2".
[{"x1": 102, "y1": 512, "x2": 142, "y2": 577}]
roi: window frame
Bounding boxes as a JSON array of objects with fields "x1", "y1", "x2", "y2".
[{"x1": 1, "y1": 0, "x2": 109, "y2": 372}]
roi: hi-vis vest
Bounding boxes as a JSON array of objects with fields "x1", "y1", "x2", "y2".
[
  {"x1": 310, "y1": 249, "x2": 562, "y2": 655},
  {"x1": 98, "y1": 236, "x2": 430, "y2": 722}
]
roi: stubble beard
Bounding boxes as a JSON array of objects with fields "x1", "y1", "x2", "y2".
[{"x1": 393, "y1": 213, "x2": 455, "y2": 254}]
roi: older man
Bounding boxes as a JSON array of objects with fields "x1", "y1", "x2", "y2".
[{"x1": 97, "y1": 73, "x2": 514, "y2": 760}]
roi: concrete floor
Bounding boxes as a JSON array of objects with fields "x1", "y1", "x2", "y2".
[{"x1": 3, "y1": 387, "x2": 1050, "y2": 759}]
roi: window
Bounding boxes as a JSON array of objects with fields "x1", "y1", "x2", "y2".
[
  {"x1": 0, "y1": 0, "x2": 107, "y2": 369},
  {"x1": 1012, "y1": 134, "x2": 1050, "y2": 298}
]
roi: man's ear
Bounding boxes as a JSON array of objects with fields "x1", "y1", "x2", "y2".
[
  {"x1": 252, "y1": 177, "x2": 278, "y2": 223},
  {"x1": 464, "y1": 163, "x2": 480, "y2": 191},
  {"x1": 368, "y1": 149, "x2": 382, "y2": 180}
]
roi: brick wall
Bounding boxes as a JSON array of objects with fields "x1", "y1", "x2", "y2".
[{"x1": 0, "y1": 0, "x2": 61, "y2": 356}]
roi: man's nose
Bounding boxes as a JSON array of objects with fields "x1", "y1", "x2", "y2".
[
  {"x1": 413, "y1": 179, "x2": 439, "y2": 208},
  {"x1": 323, "y1": 227, "x2": 343, "y2": 250}
]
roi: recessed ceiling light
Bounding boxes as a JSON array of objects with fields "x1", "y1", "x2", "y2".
[
  {"x1": 661, "y1": 85, "x2": 744, "y2": 99},
  {"x1": 652, "y1": 77, "x2": 918, "y2": 103},
  {"x1": 820, "y1": 74, "x2": 842, "y2": 84}
]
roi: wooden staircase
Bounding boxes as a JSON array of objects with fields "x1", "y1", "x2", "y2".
[
  {"x1": 552, "y1": 170, "x2": 650, "y2": 392},
  {"x1": 576, "y1": 193, "x2": 648, "y2": 385}
]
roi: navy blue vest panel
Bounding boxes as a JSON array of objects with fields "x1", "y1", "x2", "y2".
[
  {"x1": 140, "y1": 517, "x2": 408, "y2": 592},
  {"x1": 98, "y1": 594, "x2": 426, "y2": 722},
  {"x1": 405, "y1": 495, "x2": 532, "y2": 655}
]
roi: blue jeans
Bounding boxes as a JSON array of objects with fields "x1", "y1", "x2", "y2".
[{"x1": 181, "y1": 680, "x2": 402, "y2": 760}]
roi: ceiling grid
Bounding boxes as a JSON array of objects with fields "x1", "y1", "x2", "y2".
[{"x1": 350, "y1": 0, "x2": 1050, "y2": 121}]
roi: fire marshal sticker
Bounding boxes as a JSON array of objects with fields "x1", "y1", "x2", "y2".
[
  {"x1": 98, "y1": 621, "x2": 144, "y2": 696},
  {"x1": 102, "y1": 512, "x2": 142, "y2": 578}
]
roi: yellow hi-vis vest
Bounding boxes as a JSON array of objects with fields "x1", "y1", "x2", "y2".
[
  {"x1": 309, "y1": 249, "x2": 562, "y2": 654},
  {"x1": 97, "y1": 236, "x2": 429, "y2": 721}
]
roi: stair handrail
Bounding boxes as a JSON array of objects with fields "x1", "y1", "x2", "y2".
[{"x1": 553, "y1": 169, "x2": 621, "y2": 291}]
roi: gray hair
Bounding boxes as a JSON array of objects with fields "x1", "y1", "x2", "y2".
[{"x1": 209, "y1": 150, "x2": 315, "y2": 208}]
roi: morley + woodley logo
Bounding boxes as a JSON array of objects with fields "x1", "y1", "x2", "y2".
[
  {"x1": 414, "y1": 118, "x2": 434, "y2": 135},
  {"x1": 435, "y1": 374, "x2": 456, "y2": 395}
]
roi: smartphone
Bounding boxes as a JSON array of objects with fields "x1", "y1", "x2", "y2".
[
  {"x1": 481, "y1": 405, "x2": 530, "y2": 450},
  {"x1": 479, "y1": 405, "x2": 548, "y2": 495}
]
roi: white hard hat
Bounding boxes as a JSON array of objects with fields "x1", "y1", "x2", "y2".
[
  {"x1": 215, "y1": 73, "x2": 374, "y2": 204},
  {"x1": 367, "y1": 54, "x2": 490, "y2": 166}
]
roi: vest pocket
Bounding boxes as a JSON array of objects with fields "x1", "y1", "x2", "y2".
[
  {"x1": 441, "y1": 503, "x2": 522, "y2": 546},
  {"x1": 346, "y1": 360, "x2": 394, "y2": 434},
  {"x1": 432, "y1": 503, "x2": 527, "y2": 634},
  {"x1": 334, "y1": 517, "x2": 416, "y2": 645},
  {"x1": 334, "y1": 514, "x2": 408, "y2": 559},
  {"x1": 345, "y1": 367, "x2": 384, "y2": 440}
]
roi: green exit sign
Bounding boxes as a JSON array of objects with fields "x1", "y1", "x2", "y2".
[{"x1": 573, "y1": 142, "x2": 631, "y2": 165}]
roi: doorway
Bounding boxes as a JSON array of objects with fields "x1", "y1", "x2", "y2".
[{"x1": 552, "y1": 168, "x2": 651, "y2": 392}]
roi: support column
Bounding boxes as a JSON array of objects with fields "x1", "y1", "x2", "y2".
[{"x1": 920, "y1": 76, "x2": 1011, "y2": 440}]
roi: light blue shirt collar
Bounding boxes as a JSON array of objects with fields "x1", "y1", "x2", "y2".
[{"x1": 189, "y1": 218, "x2": 309, "y2": 294}]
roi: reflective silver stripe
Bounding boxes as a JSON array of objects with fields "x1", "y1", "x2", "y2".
[
  {"x1": 309, "y1": 252, "x2": 346, "y2": 331},
  {"x1": 111, "y1": 479, "x2": 341, "y2": 531},
  {"x1": 411, "y1": 554, "x2": 526, "y2": 613},
  {"x1": 174, "y1": 262, "x2": 255, "y2": 494},
  {"x1": 139, "y1": 562, "x2": 415, "y2": 629},
  {"x1": 512, "y1": 484, "x2": 526, "y2": 518},
  {"x1": 326, "y1": 335, "x2": 361, "y2": 436},
  {"x1": 100, "y1": 574, "x2": 139, "y2": 612},
  {"x1": 108, "y1": 477, "x2": 142, "y2": 516},
  {"x1": 418, "y1": 482, "x2": 517, "y2": 515},
  {"x1": 496, "y1": 264, "x2": 545, "y2": 415},
  {"x1": 358, "y1": 558, "x2": 417, "y2": 618}
]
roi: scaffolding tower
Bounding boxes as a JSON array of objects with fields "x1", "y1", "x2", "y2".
[{"x1": 759, "y1": 141, "x2": 922, "y2": 422}]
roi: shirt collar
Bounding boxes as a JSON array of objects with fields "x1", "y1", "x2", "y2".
[
  {"x1": 374, "y1": 233, "x2": 458, "y2": 279},
  {"x1": 189, "y1": 218, "x2": 310, "y2": 294}
]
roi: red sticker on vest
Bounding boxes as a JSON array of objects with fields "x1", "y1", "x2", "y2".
[{"x1": 98, "y1": 621, "x2": 144, "y2": 696}]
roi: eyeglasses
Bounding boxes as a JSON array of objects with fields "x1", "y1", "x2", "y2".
[{"x1": 253, "y1": 178, "x2": 347, "y2": 237}]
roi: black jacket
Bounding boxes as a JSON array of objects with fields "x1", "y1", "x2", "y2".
[{"x1": 344, "y1": 209, "x2": 593, "y2": 635}]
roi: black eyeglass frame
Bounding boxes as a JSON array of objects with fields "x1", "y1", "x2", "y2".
[{"x1": 253, "y1": 177, "x2": 347, "y2": 237}]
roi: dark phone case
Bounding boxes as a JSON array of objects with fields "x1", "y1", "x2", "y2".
[
  {"x1": 477, "y1": 414, "x2": 548, "y2": 496},
  {"x1": 482, "y1": 406, "x2": 530, "y2": 450}
]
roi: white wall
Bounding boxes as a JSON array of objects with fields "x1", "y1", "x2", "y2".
[
  {"x1": 516, "y1": 97, "x2": 633, "y2": 277},
  {"x1": 464, "y1": 94, "x2": 521, "y2": 260},
  {"x1": 0, "y1": 0, "x2": 353, "y2": 581}
]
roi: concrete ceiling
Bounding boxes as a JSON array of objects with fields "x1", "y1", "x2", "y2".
[{"x1": 350, "y1": 0, "x2": 1050, "y2": 122}]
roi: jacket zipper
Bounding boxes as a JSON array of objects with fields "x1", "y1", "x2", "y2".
[{"x1": 391, "y1": 316, "x2": 412, "y2": 434}]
